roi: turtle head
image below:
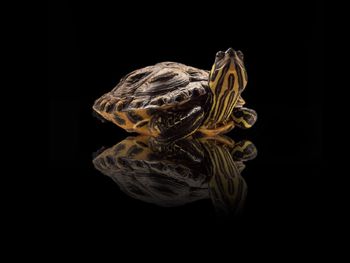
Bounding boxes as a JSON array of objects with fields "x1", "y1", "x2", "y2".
[
  {"x1": 205, "y1": 48, "x2": 248, "y2": 125},
  {"x1": 209, "y1": 48, "x2": 247, "y2": 92}
]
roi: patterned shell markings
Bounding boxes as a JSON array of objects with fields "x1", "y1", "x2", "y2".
[{"x1": 111, "y1": 62, "x2": 210, "y2": 111}]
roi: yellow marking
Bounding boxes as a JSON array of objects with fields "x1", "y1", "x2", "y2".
[
  {"x1": 205, "y1": 58, "x2": 243, "y2": 129},
  {"x1": 206, "y1": 68, "x2": 223, "y2": 125},
  {"x1": 232, "y1": 141, "x2": 251, "y2": 152},
  {"x1": 198, "y1": 136, "x2": 235, "y2": 147},
  {"x1": 233, "y1": 116, "x2": 253, "y2": 128},
  {"x1": 236, "y1": 97, "x2": 245, "y2": 107},
  {"x1": 203, "y1": 140, "x2": 247, "y2": 214},
  {"x1": 198, "y1": 121, "x2": 234, "y2": 137},
  {"x1": 95, "y1": 107, "x2": 158, "y2": 136},
  {"x1": 96, "y1": 135, "x2": 154, "y2": 166},
  {"x1": 210, "y1": 69, "x2": 228, "y2": 124},
  {"x1": 215, "y1": 63, "x2": 238, "y2": 123}
]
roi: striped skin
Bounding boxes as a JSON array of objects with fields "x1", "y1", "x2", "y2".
[
  {"x1": 232, "y1": 107, "x2": 257, "y2": 129},
  {"x1": 200, "y1": 137, "x2": 255, "y2": 214},
  {"x1": 203, "y1": 48, "x2": 248, "y2": 129}
]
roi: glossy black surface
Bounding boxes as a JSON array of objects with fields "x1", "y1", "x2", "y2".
[
  {"x1": 92, "y1": 135, "x2": 257, "y2": 216},
  {"x1": 49, "y1": 2, "x2": 324, "y2": 244}
]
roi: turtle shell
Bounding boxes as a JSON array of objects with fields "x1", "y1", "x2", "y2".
[
  {"x1": 114, "y1": 62, "x2": 209, "y2": 109},
  {"x1": 94, "y1": 62, "x2": 209, "y2": 111},
  {"x1": 93, "y1": 62, "x2": 210, "y2": 134}
]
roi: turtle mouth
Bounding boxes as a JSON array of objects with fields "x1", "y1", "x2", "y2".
[
  {"x1": 214, "y1": 50, "x2": 233, "y2": 70},
  {"x1": 225, "y1": 47, "x2": 236, "y2": 57}
]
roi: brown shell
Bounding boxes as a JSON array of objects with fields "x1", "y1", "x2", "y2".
[
  {"x1": 93, "y1": 62, "x2": 211, "y2": 135},
  {"x1": 106, "y1": 62, "x2": 209, "y2": 110}
]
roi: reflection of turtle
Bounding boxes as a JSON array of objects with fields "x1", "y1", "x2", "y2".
[
  {"x1": 93, "y1": 48, "x2": 257, "y2": 142},
  {"x1": 92, "y1": 135, "x2": 257, "y2": 214}
]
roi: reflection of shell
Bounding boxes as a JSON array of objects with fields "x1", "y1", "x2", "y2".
[
  {"x1": 93, "y1": 135, "x2": 257, "y2": 214},
  {"x1": 93, "y1": 136, "x2": 208, "y2": 207}
]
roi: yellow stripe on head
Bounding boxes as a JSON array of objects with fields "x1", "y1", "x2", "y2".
[{"x1": 205, "y1": 48, "x2": 247, "y2": 127}]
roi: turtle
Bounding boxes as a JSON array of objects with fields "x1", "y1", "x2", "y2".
[
  {"x1": 93, "y1": 48, "x2": 257, "y2": 142},
  {"x1": 92, "y1": 135, "x2": 257, "y2": 214}
]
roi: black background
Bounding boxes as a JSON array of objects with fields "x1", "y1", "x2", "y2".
[{"x1": 48, "y1": 1, "x2": 324, "y2": 245}]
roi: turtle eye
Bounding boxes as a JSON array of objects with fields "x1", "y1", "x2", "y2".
[
  {"x1": 237, "y1": 50, "x2": 244, "y2": 61},
  {"x1": 216, "y1": 51, "x2": 225, "y2": 59}
]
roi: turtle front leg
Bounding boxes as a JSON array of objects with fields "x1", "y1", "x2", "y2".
[
  {"x1": 232, "y1": 107, "x2": 257, "y2": 129},
  {"x1": 230, "y1": 140, "x2": 258, "y2": 162},
  {"x1": 149, "y1": 106, "x2": 205, "y2": 143}
]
